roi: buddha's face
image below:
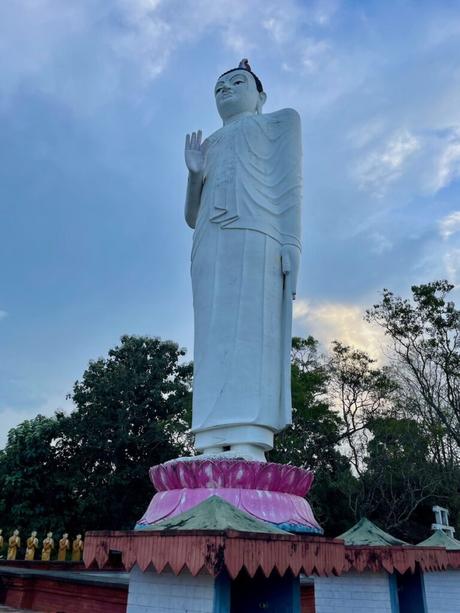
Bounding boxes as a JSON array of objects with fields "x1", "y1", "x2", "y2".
[
  {"x1": 214, "y1": 69, "x2": 266, "y2": 121},
  {"x1": 32, "y1": 531, "x2": 37, "y2": 537},
  {"x1": 47, "y1": 532, "x2": 52, "y2": 538}
]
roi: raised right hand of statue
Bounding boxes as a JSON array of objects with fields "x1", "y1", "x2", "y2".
[{"x1": 185, "y1": 130, "x2": 206, "y2": 174}]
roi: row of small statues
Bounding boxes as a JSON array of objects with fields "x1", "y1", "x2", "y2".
[{"x1": 0, "y1": 529, "x2": 84, "y2": 562}]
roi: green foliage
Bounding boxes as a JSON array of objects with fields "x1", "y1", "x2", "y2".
[
  {"x1": 353, "y1": 416, "x2": 457, "y2": 541},
  {"x1": 327, "y1": 341, "x2": 397, "y2": 474},
  {"x1": 0, "y1": 414, "x2": 71, "y2": 539},
  {"x1": 0, "y1": 283, "x2": 459, "y2": 543},
  {"x1": 269, "y1": 337, "x2": 355, "y2": 535},
  {"x1": 270, "y1": 337, "x2": 343, "y2": 469},
  {"x1": 0, "y1": 335, "x2": 192, "y2": 537},
  {"x1": 366, "y1": 281, "x2": 460, "y2": 451},
  {"x1": 63, "y1": 335, "x2": 192, "y2": 530}
]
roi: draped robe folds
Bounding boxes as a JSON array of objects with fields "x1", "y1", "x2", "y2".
[{"x1": 191, "y1": 108, "x2": 302, "y2": 451}]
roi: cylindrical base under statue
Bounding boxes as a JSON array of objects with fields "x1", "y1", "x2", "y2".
[
  {"x1": 137, "y1": 457, "x2": 323, "y2": 535},
  {"x1": 193, "y1": 424, "x2": 274, "y2": 457}
]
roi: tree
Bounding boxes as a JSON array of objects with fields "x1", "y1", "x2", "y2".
[
  {"x1": 269, "y1": 337, "x2": 355, "y2": 535},
  {"x1": 60, "y1": 335, "x2": 192, "y2": 530},
  {"x1": 366, "y1": 281, "x2": 460, "y2": 458},
  {"x1": 269, "y1": 337, "x2": 341, "y2": 469},
  {"x1": 1, "y1": 320, "x2": 458, "y2": 541},
  {"x1": 0, "y1": 414, "x2": 73, "y2": 538},
  {"x1": 0, "y1": 336, "x2": 192, "y2": 536},
  {"x1": 355, "y1": 416, "x2": 453, "y2": 541},
  {"x1": 327, "y1": 341, "x2": 397, "y2": 474}
]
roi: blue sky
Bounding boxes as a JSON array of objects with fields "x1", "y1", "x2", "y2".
[{"x1": 1, "y1": 0, "x2": 460, "y2": 448}]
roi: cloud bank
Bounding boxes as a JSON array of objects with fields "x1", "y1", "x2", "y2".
[
  {"x1": 293, "y1": 299, "x2": 386, "y2": 361},
  {"x1": 1, "y1": 0, "x2": 460, "y2": 443}
]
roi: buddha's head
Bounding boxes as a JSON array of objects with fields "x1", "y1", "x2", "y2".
[
  {"x1": 31, "y1": 531, "x2": 37, "y2": 537},
  {"x1": 47, "y1": 532, "x2": 53, "y2": 538},
  {"x1": 63, "y1": 533, "x2": 68, "y2": 539},
  {"x1": 13, "y1": 529, "x2": 19, "y2": 536},
  {"x1": 76, "y1": 534, "x2": 82, "y2": 540},
  {"x1": 215, "y1": 59, "x2": 266, "y2": 122}
]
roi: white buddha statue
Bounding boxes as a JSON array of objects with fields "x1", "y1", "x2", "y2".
[{"x1": 184, "y1": 60, "x2": 302, "y2": 462}]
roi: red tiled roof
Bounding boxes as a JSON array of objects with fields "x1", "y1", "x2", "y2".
[
  {"x1": 344, "y1": 545, "x2": 460, "y2": 574},
  {"x1": 83, "y1": 530, "x2": 460, "y2": 579}
]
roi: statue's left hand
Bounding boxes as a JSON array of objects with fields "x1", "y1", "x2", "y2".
[{"x1": 281, "y1": 245, "x2": 300, "y2": 299}]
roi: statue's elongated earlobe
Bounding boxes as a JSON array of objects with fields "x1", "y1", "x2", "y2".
[{"x1": 256, "y1": 91, "x2": 267, "y2": 114}]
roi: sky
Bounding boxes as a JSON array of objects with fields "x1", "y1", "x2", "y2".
[{"x1": 1, "y1": 0, "x2": 460, "y2": 448}]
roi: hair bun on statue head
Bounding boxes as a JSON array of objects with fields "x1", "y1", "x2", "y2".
[{"x1": 219, "y1": 59, "x2": 264, "y2": 93}]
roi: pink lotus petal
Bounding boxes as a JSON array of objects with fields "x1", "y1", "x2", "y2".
[
  {"x1": 139, "y1": 490, "x2": 183, "y2": 524},
  {"x1": 226, "y1": 461, "x2": 256, "y2": 488},
  {"x1": 194, "y1": 460, "x2": 226, "y2": 488}
]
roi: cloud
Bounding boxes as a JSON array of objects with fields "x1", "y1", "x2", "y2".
[
  {"x1": 293, "y1": 299, "x2": 386, "y2": 361},
  {"x1": 0, "y1": 0, "x2": 267, "y2": 111},
  {"x1": 263, "y1": 15, "x2": 295, "y2": 44},
  {"x1": 431, "y1": 130, "x2": 460, "y2": 193},
  {"x1": 0, "y1": 0, "x2": 337, "y2": 115},
  {"x1": 439, "y1": 211, "x2": 460, "y2": 240},
  {"x1": 352, "y1": 129, "x2": 420, "y2": 196},
  {"x1": 407, "y1": 235, "x2": 460, "y2": 298},
  {"x1": 369, "y1": 232, "x2": 393, "y2": 255},
  {"x1": 444, "y1": 248, "x2": 460, "y2": 286},
  {"x1": 347, "y1": 118, "x2": 387, "y2": 149},
  {"x1": 0, "y1": 0, "x2": 174, "y2": 111},
  {"x1": 301, "y1": 38, "x2": 331, "y2": 73},
  {"x1": 2, "y1": 0, "x2": 460, "y2": 426},
  {"x1": 309, "y1": 0, "x2": 341, "y2": 26},
  {"x1": 263, "y1": 0, "x2": 339, "y2": 44}
]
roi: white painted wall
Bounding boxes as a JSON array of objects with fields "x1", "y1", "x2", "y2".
[
  {"x1": 314, "y1": 571, "x2": 393, "y2": 613},
  {"x1": 423, "y1": 570, "x2": 460, "y2": 613},
  {"x1": 127, "y1": 565, "x2": 215, "y2": 613}
]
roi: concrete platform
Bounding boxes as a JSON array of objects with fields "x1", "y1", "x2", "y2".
[
  {"x1": 0, "y1": 565, "x2": 128, "y2": 587},
  {"x1": 0, "y1": 564, "x2": 128, "y2": 612}
]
